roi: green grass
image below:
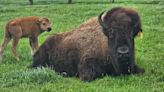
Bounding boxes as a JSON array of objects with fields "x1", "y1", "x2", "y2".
[{"x1": 0, "y1": 0, "x2": 164, "y2": 92}]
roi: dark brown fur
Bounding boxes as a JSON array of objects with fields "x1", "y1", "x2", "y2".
[
  {"x1": 0, "y1": 16, "x2": 52, "y2": 61},
  {"x1": 30, "y1": 7, "x2": 144, "y2": 81}
]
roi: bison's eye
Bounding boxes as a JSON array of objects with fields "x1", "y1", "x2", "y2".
[
  {"x1": 108, "y1": 28, "x2": 114, "y2": 39},
  {"x1": 43, "y1": 23, "x2": 46, "y2": 25}
]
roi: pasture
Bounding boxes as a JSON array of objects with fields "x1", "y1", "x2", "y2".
[{"x1": 0, "y1": 0, "x2": 164, "y2": 92}]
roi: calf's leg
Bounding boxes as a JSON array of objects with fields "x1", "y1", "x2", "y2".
[
  {"x1": 0, "y1": 36, "x2": 11, "y2": 61},
  {"x1": 29, "y1": 37, "x2": 39, "y2": 55},
  {"x1": 12, "y1": 37, "x2": 20, "y2": 61}
]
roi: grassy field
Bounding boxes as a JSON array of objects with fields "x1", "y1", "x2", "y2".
[{"x1": 0, "y1": 0, "x2": 164, "y2": 92}]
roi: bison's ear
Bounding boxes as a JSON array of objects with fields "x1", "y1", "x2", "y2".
[
  {"x1": 128, "y1": 11, "x2": 143, "y2": 38},
  {"x1": 132, "y1": 20, "x2": 143, "y2": 38},
  {"x1": 136, "y1": 29, "x2": 143, "y2": 39}
]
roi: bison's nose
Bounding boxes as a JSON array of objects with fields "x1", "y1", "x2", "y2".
[
  {"x1": 47, "y1": 27, "x2": 52, "y2": 32},
  {"x1": 117, "y1": 46, "x2": 129, "y2": 55}
]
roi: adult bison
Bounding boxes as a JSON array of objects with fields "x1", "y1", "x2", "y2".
[{"x1": 30, "y1": 7, "x2": 145, "y2": 81}]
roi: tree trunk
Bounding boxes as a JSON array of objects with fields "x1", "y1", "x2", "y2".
[
  {"x1": 68, "y1": 0, "x2": 72, "y2": 4},
  {"x1": 110, "y1": 0, "x2": 114, "y2": 3},
  {"x1": 29, "y1": 0, "x2": 33, "y2": 5}
]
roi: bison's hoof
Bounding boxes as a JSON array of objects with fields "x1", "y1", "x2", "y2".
[
  {"x1": 139, "y1": 68, "x2": 145, "y2": 74},
  {"x1": 136, "y1": 67, "x2": 145, "y2": 74}
]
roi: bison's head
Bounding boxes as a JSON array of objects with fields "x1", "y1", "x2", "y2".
[
  {"x1": 98, "y1": 7, "x2": 143, "y2": 75},
  {"x1": 38, "y1": 17, "x2": 52, "y2": 32}
]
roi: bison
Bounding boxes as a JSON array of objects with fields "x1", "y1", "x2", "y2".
[
  {"x1": 30, "y1": 7, "x2": 145, "y2": 81},
  {"x1": 0, "y1": 16, "x2": 52, "y2": 61}
]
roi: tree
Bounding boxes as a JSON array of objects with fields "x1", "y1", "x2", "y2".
[
  {"x1": 29, "y1": 0, "x2": 33, "y2": 5},
  {"x1": 68, "y1": 0, "x2": 72, "y2": 4},
  {"x1": 29, "y1": 0, "x2": 73, "y2": 5},
  {"x1": 110, "y1": 0, "x2": 115, "y2": 3}
]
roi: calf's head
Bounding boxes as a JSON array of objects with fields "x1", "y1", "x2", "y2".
[
  {"x1": 98, "y1": 7, "x2": 143, "y2": 75},
  {"x1": 38, "y1": 17, "x2": 52, "y2": 32}
]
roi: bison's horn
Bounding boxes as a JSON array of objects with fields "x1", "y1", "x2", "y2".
[{"x1": 98, "y1": 11, "x2": 108, "y2": 29}]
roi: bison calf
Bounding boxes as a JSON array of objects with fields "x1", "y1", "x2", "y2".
[
  {"x1": 30, "y1": 7, "x2": 144, "y2": 81},
  {"x1": 0, "y1": 16, "x2": 52, "y2": 61}
]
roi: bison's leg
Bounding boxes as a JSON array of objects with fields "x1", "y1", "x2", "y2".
[
  {"x1": 29, "y1": 37, "x2": 39, "y2": 55},
  {"x1": 133, "y1": 64, "x2": 145, "y2": 74},
  {"x1": 29, "y1": 43, "x2": 49, "y2": 68},
  {"x1": 0, "y1": 36, "x2": 11, "y2": 61},
  {"x1": 78, "y1": 58, "x2": 103, "y2": 81},
  {"x1": 12, "y1": 37, "x2": 20, "y2": 61}
]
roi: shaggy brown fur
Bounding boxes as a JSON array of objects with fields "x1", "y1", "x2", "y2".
[
  {"x1": 30, "y1": 7, "x2": 144, "y2": 81},
  {"x1": 0, "y1": 16, "x2": 52, "y2": 61}
]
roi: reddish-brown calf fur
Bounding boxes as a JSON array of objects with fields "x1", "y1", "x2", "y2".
[{"x1": 0, "y1": 16, "x2": 51, "y2": 61}]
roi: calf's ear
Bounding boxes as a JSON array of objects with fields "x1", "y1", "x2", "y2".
[{"x1": 36, "y1": 18, "x2": 43, "y2": 24}]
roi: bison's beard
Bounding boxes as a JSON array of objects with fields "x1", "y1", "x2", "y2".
[
  {"x1": 109, "y1": 53, "x2": 133, "y2": 75},
  {"x1": 109, "y1": 54, "x2": 121, "y2": 75},
  {"x1": 118, "y1": 57, "x2": 131, "y2": 74}
]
